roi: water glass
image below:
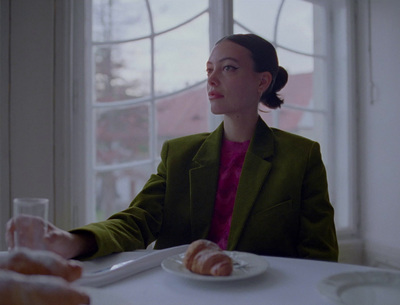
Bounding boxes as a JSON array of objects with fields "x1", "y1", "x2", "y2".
[{"x1": 13, "y1": 197, "x2": 49, "y2": 249}]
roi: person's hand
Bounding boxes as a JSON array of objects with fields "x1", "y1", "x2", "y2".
[
  {"x1": 6, "y1": 215, "x2": 93, "y2": 259},
  {"x1": 0, "y1": 271, "x2": 90, "y2": 305},
  {"x1": 0, "y1": 249, "x2": 83, "y2": 282}
]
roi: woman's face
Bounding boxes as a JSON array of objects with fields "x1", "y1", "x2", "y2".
[{"x1": 206, "y1": 40, "x2": 271, "y2": 117}]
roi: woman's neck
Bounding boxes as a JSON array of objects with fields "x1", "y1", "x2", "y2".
[{"x1": 223, "y1": 113, "x2": 258, "y2": 142}]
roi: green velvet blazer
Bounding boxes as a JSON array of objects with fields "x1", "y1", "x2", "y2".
[{"x1": 75, "y1": 118, "x2": 338, "y2": 261}]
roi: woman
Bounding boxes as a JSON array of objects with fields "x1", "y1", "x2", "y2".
[{"x1": 7, "y1": 34, "x2": 338, "y2": 261}]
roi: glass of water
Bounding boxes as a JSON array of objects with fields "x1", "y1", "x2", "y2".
[{"x1": 13, "y1": 197, "x2": 49, "y2": 249}]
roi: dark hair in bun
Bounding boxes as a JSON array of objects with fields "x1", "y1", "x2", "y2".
[{"x1": 216, "y1": 34, "x2": 288, "y2": 109}]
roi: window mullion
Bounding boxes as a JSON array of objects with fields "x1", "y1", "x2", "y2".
[
  {"x1": 208, "y1": 0, "x2": 233, "y2": 47},
  {"x1": 70, "y1": 0, "x2": 94, "y2": 226},
  {"x1": 208, "y1": 0, "x2": 233, "y2": 130}
]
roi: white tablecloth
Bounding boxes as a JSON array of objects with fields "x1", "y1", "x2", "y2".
[
  {"x1": 79, "y1": 249, "x2": 387, "y2": 305},
  {"x1": 1, "y1": 249, "x2": 397, "y2": 305}
]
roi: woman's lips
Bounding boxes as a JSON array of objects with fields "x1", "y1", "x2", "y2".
[{"x1": 208, "y1": 91, "x2": 224, "y2": 100}]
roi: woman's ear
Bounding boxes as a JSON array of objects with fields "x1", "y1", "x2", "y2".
[{"x1": 258, "y1": 72, "x2": 273, "y2": 95}]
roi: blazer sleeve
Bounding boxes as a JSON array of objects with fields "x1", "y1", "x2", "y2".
[
  {"x1": 70, "y1": 142, "x2": 170, "y2": 259},
  {"x1": 297, "y1": 142, "x2": 339, "y2": 261}
]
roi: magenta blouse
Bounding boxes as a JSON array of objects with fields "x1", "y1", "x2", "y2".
[{"x1": 207, "y1": 138, "x2": 250, "y2": 249}]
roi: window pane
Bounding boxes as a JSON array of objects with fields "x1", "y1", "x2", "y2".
[
  {"x1": 233, "y1": 0, "x2": 282, "y2": 40},
  {"x1": 277, "y1": 47, "x2": 314, "y2": 75},
  {"x1": 280, "y1": 70, "x2": 313, "y2": 107},
  {"x1": 277, "y1": 0, "x2": 314, "y2": 54},
  {"x1": 156, "y1": 84, "x2": 208, "y2": 152},
  {"x1": 150, "y1": 0, "x2": 208, "y2": 33},
  {"x1": 96, "y1": 104, "x2": 150, "y2": 166},
  {"x1": 89, "y1": 0, "x2": 212, "y2": 223},
  {"x1": 233, "y1": 23, "x2": 249, "y2": 35},
  {"x1": 280, "y1": 109, "x2": 325, "y2": 142},
  {"x1": 92, "y1": 0, "x2": 151, "y2": 42},
  {"x1": 154, "y1": 14, "x2": 209, "y2": 94},
  {"x1": 94, "y1": 40, "x2": 151, "y2": 102},
  {"x1": 95, "y1": 164, "x2": 153, "y2": 220}
]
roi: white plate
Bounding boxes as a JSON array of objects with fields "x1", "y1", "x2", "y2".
[
  {"x1": 317, "y1": 270, "x2": 400, "y2": 305},
  {"x1": 161, "y1": 251, "x2": 268, "y2": 281}
]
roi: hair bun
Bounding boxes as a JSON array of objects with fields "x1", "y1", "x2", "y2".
[
  {"x1": 218, "y1": 34, "x2": 288, "y2": 109},
  {"x1": 273, "y1": 66, "x2": 288, "y2": 92}
]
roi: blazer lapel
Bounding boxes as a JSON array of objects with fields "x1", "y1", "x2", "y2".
[
  {"x1": 189, "y1": 123, "x2": 224, "y2": 240},
  {"x1": 227, "y1": 118, "x2": 274, "y2": 250}
]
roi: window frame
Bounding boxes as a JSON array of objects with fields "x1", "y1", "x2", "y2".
[{"x1": 327, "y1": 0, "x2": 358, "y2": 237}]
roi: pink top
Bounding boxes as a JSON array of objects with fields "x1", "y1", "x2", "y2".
[{"x1": 207, "y1": 138, "x2": 250, "y2": 249}]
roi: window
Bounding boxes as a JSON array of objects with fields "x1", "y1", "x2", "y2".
[
  {"x1": 74, "y1": 0, "x2": 356, "y2": 235},
  {"x1": 85, "y1": 0, "x2": 210, "y2": 222},
  {"x1": 232, "y1": 0, "x2": 357, "y2": 234}
]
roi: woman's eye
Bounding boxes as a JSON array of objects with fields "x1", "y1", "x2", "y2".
[
  {"x1": 223, "y1": 65, "x2": 238, "y2": 72},
  {"x1": 206, "y1": 65, "x2": 237, "y2": 76}
]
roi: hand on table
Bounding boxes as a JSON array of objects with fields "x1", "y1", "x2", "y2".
[{"x1": 6, "y1": 215, "x2": 92, "y2": 259}]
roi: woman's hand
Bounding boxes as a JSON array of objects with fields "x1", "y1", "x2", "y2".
[
  {"x1": 0, "y1": 272, "x2": 90, "y2": 305},
  {"x1": 6, "y1": 215, "x2": 95, "y2": 259}
]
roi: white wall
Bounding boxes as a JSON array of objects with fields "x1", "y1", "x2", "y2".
[
  {"x1": 0, "y1": 0, "x2": 58, "y2": 250},
  {"x1": 0, "y1": 0, "x2": 10, "y2": 251},
  {"x1": 8, "y1": 1, "x2": 55, "y2": 201},
  {"x1": 0, "y1": 2, "x2": 75, "y2": 251},
  {"x1": 357, "y1": 0, "x2": 400, "y2": 269}
]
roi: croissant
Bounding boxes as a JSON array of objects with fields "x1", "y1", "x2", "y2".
[{"x1": 183, "y1": 240, "x2": 233, "y2": 276}]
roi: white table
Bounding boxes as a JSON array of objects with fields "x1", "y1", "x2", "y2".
[{"x1": 78, "y1": 248, "x2": 398, "y2": 305}]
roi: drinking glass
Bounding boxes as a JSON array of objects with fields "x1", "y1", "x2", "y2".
[{"x1": 13, "y1": 197, "x2": 49, "y2": 249}]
